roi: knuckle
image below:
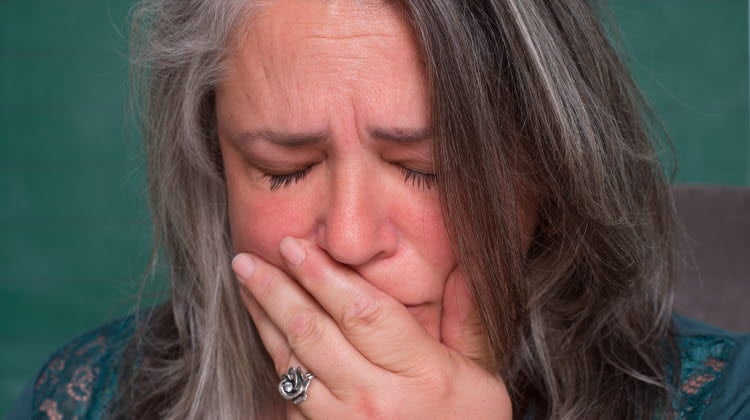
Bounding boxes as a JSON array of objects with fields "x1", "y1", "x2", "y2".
[
  {"x1": 286, "y1": 309, "x2": 324, "y2": 349},
  {"x1": 420, "y1": 364, "x2": 452, "y2": 399},
  {"x1": 417, "y1": 353, "x2": 456, "y2": 401},
  {"x1": 353, "y1": 389, "x2": 391, "y2": 420},
  {"x1": 340, "y1": 295, "x2": 384, "y2": 333}
]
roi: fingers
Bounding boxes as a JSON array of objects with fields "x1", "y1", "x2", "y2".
[
  {"x1": 234, "y1": 263, "x2": 344, "y2": 417},
  {"x1": 277, "y1": 237, "x2": 446, "y2": 375},
  {"x1": 286, "y1": 408, "x2": 309, "y2": 420},
  {"x1": 232, "y1": 253, "x2": 371, "y2": 389},
  {"x1": 232, "y1": 242, "x2": 511, "y2": 419},
  {"x1": 239, "y1": 291, "x2": 320, "y2": 419},
  {"x1": 238, "y1": 287, "x2": 297, "y2": 375}
]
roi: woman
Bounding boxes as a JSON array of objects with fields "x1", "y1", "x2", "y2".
[{"x1": 13, "y1": 0, "x2": 750, "y2": 419}]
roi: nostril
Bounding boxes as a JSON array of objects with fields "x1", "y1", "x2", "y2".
[
  {"x1": 316, "y1": 220, "x2": 398, "y2": 267},
  {"x1": 315, "y1": 179, "x2": 398, "y2": 266}
]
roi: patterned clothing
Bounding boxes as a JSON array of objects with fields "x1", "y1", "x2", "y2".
[
  {"x1": 670, "y1": 315, "x2": 750, "y2": 418},
  {"x1": 6, "y1": 313, "x2": 750, "y2": 419}
]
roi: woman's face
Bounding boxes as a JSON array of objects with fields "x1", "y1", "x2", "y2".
[{"x1": 216, "y1": 0, "x2": 534, "y2": 340}]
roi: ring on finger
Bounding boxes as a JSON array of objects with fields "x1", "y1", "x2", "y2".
[{"x1": 279, "y1": 366, "x2": 315, "y2": 404}]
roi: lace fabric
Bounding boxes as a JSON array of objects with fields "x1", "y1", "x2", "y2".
[
  {"x1": 670, "y1": 334, "x2": 736, "y2": 419},
  {"x1": 31, "y1": 316, "x2": 134, "y2": 420},
  {"x1": 23, "y1": 314, "x2": 747, "y2": 419}
]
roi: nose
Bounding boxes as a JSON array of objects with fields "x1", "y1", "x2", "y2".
[{"x1": 316, "y1": 161, "x2": 397, "y2": 267}]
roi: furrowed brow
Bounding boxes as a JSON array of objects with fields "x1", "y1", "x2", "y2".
[
  {"x1": 236, "y1": 129, "x2": 328, "y2": 147},
  {"x1": 235, "y1": 127, "x2": 430, "y2": 146},
  {"x1": 369, "y1": 127, "x2": 431, "y2": 144}
]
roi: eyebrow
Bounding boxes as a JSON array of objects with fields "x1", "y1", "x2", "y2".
[
  {"x1": 235, "y1": 126, "x2": 431, "y2": 147},
  {"x1": 369, "y1": 127, "x2": 431, "y2": 144},
  {"x1": 236, "y1": 129, "x2": 327, "y2": 147}
]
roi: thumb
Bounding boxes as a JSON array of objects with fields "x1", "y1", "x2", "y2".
[{"x1": 440, "y1": 267, "x2": 488, "y2": 366}]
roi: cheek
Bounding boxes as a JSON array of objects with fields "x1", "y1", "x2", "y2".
[
  {"x1": 407, "y1": 196, "x2": 454, "y2": 266},
  {"x1": 225, "y1": 172, "x2": 316, "y2": 266},
  {"x1": 394, "y1": 193, "x2": 457, "y2": 285},
  {"x1": 229, "y1": 196, "x2": 285, "y2": 261},
  {"x1": 423, "y1": 218, "x2": 455, "y2": 272}
]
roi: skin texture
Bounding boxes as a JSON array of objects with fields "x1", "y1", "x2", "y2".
[
  {"x1": 217, "y1": 0, "x2": 523, "y2": 417},
  {"x1": 218, "y1": 0, "x2": 451, "y2": 339}
]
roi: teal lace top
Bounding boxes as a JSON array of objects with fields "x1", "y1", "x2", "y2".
[{"x1": 6, "y1": 314, "x2": 750, "y2": 419}]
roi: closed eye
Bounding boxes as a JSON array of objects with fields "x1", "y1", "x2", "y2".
[
  {"x1": 263, "y1": 163, "x2": 437, "y2": 191},
  {"x1": 399, "y1": 166, "x2": 437, "y2": 189},
  {"x1": 264, "y1": 164, "x2": 314, "y2": 190}
]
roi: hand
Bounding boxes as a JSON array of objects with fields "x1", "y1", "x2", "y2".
[{"x1": 232, "y1": 237, "x2": 512, "y2": 419}]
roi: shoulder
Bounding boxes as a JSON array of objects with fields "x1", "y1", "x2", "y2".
[
  {"x1": 671, "y1": 314, "x2": 750, "y2": 419},
  {"x1": 30, "y1": 314, "x2": 137, "y2": 419}
]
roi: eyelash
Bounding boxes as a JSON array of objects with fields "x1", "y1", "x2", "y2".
[
  {"x1": 399, "y1": 166, "x2": 437, "y2": 189},
  {"x1": 264, "y1": 165, "x2": 437, "y2": 191},
  {"x1": 265, "y1": 165, "x2": 314, "y2": 191}
]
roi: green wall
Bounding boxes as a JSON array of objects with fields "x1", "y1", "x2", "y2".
[
  {"x1": 1, "y1": 0, "x2": 748, "y2": 413},
  {"x1": 0, "y1": 0, "x2": 152, "y2": 413},
  {"x1": 610, "y1": 0, "x2": 749, "y2": 185}
]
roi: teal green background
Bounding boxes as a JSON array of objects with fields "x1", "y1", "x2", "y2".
[
  {"x1": 611, "y1": 1, "x2": 750, "y2": 186},
  {"x1": 1, "y1": 0, "x2": 748, "y2": 413},
  {"x1": 0, "y1": 0, "x2": 152, "y2": 413}
]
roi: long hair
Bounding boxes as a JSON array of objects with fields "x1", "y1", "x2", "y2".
[{"x1": 118, "y1": 0, "x2": 679, "y2": 418}]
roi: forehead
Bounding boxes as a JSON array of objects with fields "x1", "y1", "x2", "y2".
[{"x1": 218, "y1": 0, "x2": 429, "y2": 132}]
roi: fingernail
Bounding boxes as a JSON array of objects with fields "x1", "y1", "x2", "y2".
[
  {"x1": 280, "y1": 237, "x2": 306, "y2": 266},
  {"x1": 232, "y1": 253, "x2": 256, "y2": 282}
]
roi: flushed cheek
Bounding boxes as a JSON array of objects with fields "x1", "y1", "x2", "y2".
[
  {"x1": 405, "y1": 201, "x2": 455, "y2": 276},
  {"x1": 228, "y1": 193, "x2": 316, "y2": 264}
]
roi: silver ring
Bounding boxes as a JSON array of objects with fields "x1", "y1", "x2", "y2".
[{"x1": 279, "y1": 366, "x2": 315, "y2": 404}]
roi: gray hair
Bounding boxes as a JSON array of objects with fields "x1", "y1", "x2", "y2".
[
  {"x1": 124, "y1": 1, "x2": 278, "y2": 418},
  {"x1": 120, "y1": 0, "x2": 678, "y2": 418}
]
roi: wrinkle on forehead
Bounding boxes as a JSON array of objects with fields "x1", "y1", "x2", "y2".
[
  {"x1": 246, "y1": 0, "x2": 401, "y2": 41},
  {"x1": 252, "y1": 2, "x2": 403, "y2": 58},
  {"x1": 218, "y1": 0, "x2": 426, "y2": 133},
  {"x1": 235, "y1": 2, "x2": 404, "y2": 81}
]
